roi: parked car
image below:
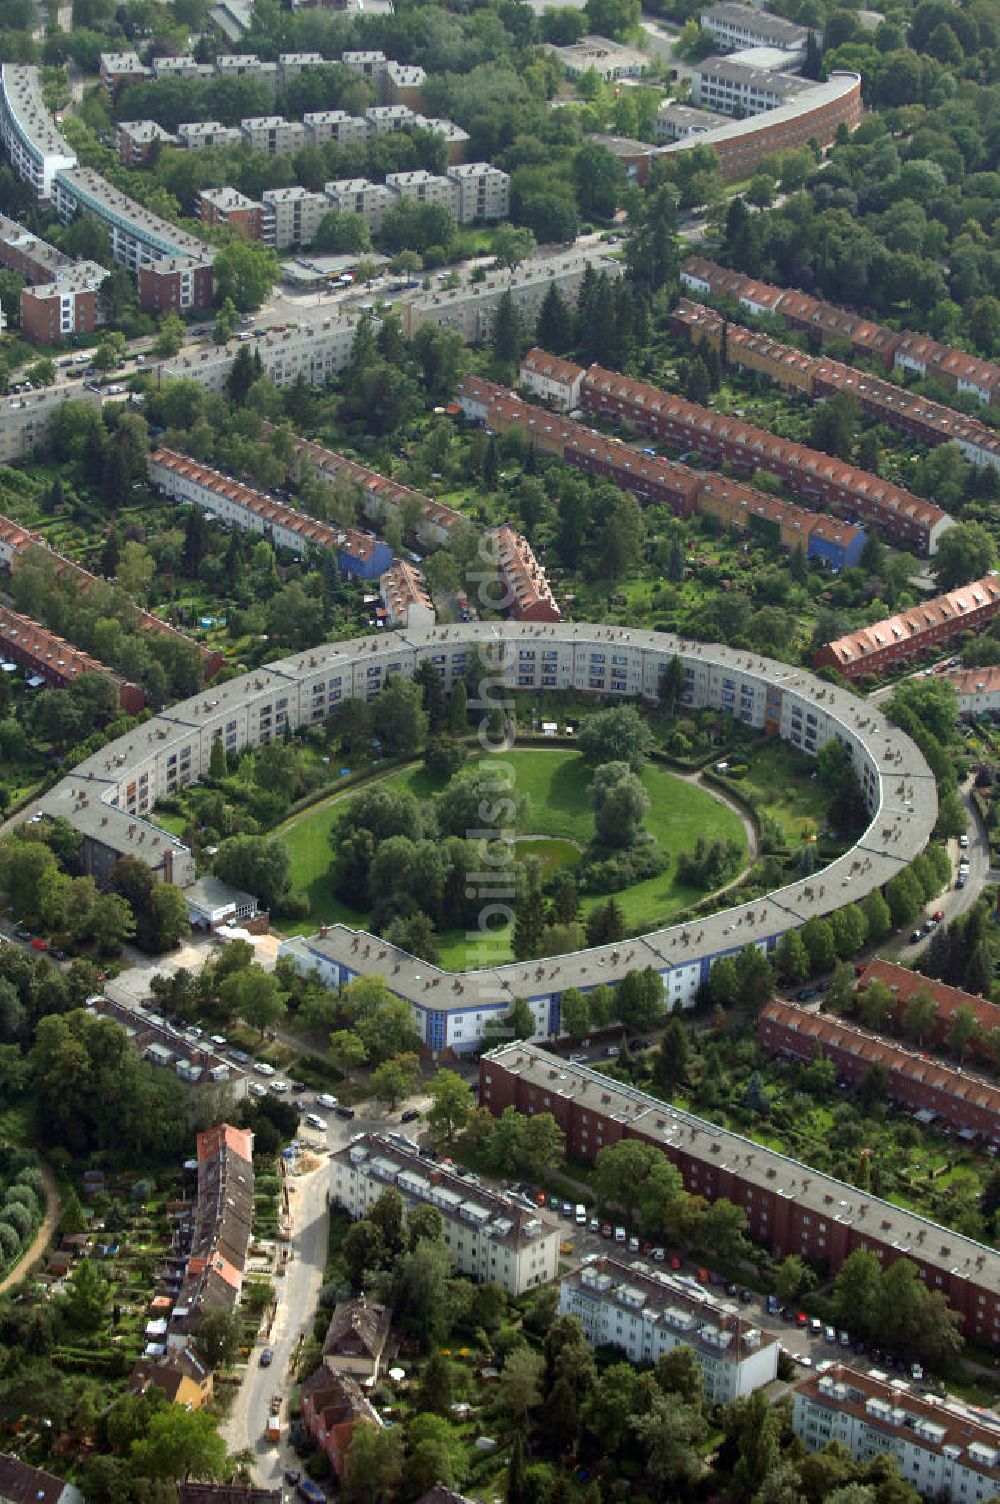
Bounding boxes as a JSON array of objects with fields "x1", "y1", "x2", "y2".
[
  {"x1": 253, "y1": 1061, "x2": 276, "y2": 1077},
  {"x1": 628, "y1": 1236, "x2": 640, "y2": 1253},
  {"x1": 652, "y1": 1247, "x2": 666, "y2": 1262},
  {"x1": 600, "y1": 1223, "x2": 612, "y2": 1238},
  {"x1": 305, "y1": 1114, "x2": 327, "y2": 1132},
  {"x1": 334, "y1": 1104, "x2": 355, "y2": 1119},
  {"x1": 260, "y1": 1348, "x2": 273, "y2": 1367},
  {"x1": 825, "y1": 1326, "x2": 837, "y2": 1344},
  {"x1": 400, "y1": 1108, "x2": 420, "y2": 1123},
  {"x1": 249, "y1": 1082, "x2": 268, "y2": 1097},
  {"x1": 316, "y1": 1093, "x2": 338, "y2": 1108},
  {"x1": 269, "y1": 1080, "x2": 289, "y2": 1094},
  {"x1": 614, "y1": 1226, "x2": 626, "y2": 1243}
]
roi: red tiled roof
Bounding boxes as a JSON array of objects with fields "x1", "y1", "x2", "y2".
[
  {"x1": 858, "y1": 958, "x2": 1000, "y2": 1034},
  {"x1": 817, "y1": 575, "x2": 1000, "y2": 668}
]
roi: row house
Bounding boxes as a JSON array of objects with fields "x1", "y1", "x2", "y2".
[
  {"x1": 813, "y1": 574, "x2": 1000, "y2": 680},
  {"x1": 672, "y1": 297, "x2": 1000, "y2": 471},
  {"x1": 578, "y1": 361, "x2": 951, "y2": 555},
  {"x1": 857, "y1": 958, "x2": 1000, "y2": 1067},
  {"x1": 561, "y1": 1255, "x2": 779, "y2": 1402},
  {"x1": 793, "y1": 1366, "x2": 1000, "y2": 1503},
  {"x1": 758, "y1": 998, "x2": 1000, "y2": 1143},
  {"x1": 0, "y1": 1458, "x2": 84, "y2": 1504},
  {"x1": 2, "y1": 514, "x2": 221, "y2": 679},
  {"x1": 168, "y1": 1124, "x2": 254, "y2": 1348},
  {"x1": 681, "y1": 254, "x2": 1000, "y2": 403},
  {"x1": 379, "y1": 559, "x2": 434, "y2": 628},
  {"x1": 491, "y1": 523, "x2": 560, "y2": 623},
  {"x1": 331, "y1": 1133, "x2": 561, "y2": 1295},
  {"x1": 300, "y1": 1367, "x2": 382, "y2": 1476},
  {"x1": 148, "y1": 447, "x2": 394, "y2": 579},
  {"x1": 942, "y1": 664, "x2": 1000, "y2": 719},
  {"x1": 0, "y1": 602, "x2": 144, "y2": 712},
  {"x1": 480, "y1": 1042, "x2": 1000, "y2": 1345},
  {"x1": 464, "y1": 373, "x2": 866, "y2": 570},
  {"x1": 273, "y1": 424, "x2": 463, "y2": 548}
]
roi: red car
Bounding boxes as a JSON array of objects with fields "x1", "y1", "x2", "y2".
[
  {"x1": 30, "y1": 938, "x2": 48, "y2": 951},
  {"x1": 796, "y1": 1312, "x2": 808, "y2": 1327},
  {"x1": 670, "y1": 1254, "x2": 682, "y2": 1270}
]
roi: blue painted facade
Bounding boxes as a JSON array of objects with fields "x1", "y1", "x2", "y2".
[
  {"x1": 339, "y1": 537, "x2": 394, "y2": 579},
  {"x1": 806, "y1": 525, "x2": 866, "y2": 572}
]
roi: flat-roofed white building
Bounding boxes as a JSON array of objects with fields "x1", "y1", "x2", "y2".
[
  {"x1": 324, "y1": 178, "x2": 395, "y2": 232},
  {"x1": 561, "y1": 1257, "x2": 779, "y2": 1403},
  {"x1": 0, "y1": 64, "x2": 77, "y2": 199},
  {"x1": 385, "y1": 169, "x2": 454, "y2": 210},
  {"x1": 332, "y1": 1134, "x2": 560, "y2": 1296},
  {"x1": 261, "y1": 186, "x2": 328, "y2": 248},
  {"x1": 239, "y1": 116, "x2": 307, "y2": 155},
  {"x1": 701, "y1": 2, "x2": 808, "y2": 55},
  {"x1": 447, "y1": 162, "x2": 510, "y2": 223},
  {"x1": 304, "y1": 111, "x2": 368, "y2": 146}
]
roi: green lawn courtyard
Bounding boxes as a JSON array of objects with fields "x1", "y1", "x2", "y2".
[{"x1": 275, "y1": 746, "x2": 748, "y2": 966}]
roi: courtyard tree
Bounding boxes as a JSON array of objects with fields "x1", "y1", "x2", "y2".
[{"x1": 425, "y1": 1069, "x2": 473, "y2": 1141}]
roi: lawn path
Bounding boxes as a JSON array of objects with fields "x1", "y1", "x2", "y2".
[{"x1": 0, "y1": 1163, "x2": 60, "y2": 1296}]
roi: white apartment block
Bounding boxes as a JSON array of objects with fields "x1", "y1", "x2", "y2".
[
  {"x1": 560, "y1": 1258, "x2": 779, "y2": 1404},
  {"x1": 239, "y1": 116, "x2": 307, "y2": 155},
  {"x1": 793, "y1": 1367, "x2": 1000, "y2": 1504},
  {"x1": 447, "y1": 162, "x2": 509, "y2": 223},
  {"x1": 279, "y1": 51, "x2": 325, "y2": 80},
  {"x1": 341, "y1": 49, "x2": 387, "y2": 79},
  {"x1": 162, "y1": 318, "x2": 357, "y2": 393},
  {"x1": 700, "y1": 2, "x2": 808, "y2": 54},
  {"x1": 324, "y1": 178, "x2": 395, "y2": 233},
  {"x1": 152, "y1": 55, "x2": 213, "y2": 80},
  {"x1": 401, "y1": 249, "x2": 625, "y2": 343},
  {"x1": 384, "y1": 169, "x2": 454, "y2": 209},
  {"x1": 304, "y1": 110, "x2": 368, "y2": 146},
  {"x1": 332, "y1": 1134, "x2": 560, "y2": 1297},
  {"x1": 0, "y1": 64, "x2": 77, "y2": 199},
  {"x1": 365, "y1": 104, "x2": 415, "y2": 135},
  {"x1": 692, "y1": 58, "x2": 805, "y2": 115},
  {"x1": 261, "y1": 187, "x2": 328, "y2": 248},
  {"x1": 178, "y1": 121, "x2": 242, "y2": 149}
]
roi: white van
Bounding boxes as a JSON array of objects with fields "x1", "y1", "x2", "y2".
[{"x1": 575, "y1": 1203, "x2": 587, "y2": 1226}]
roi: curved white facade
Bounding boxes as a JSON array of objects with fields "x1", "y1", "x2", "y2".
[{"x1": 31, "y1": 622, "x2": 937, "y2": 1049}]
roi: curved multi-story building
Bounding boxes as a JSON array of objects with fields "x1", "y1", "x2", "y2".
[
  {"x1": 0, "y1": 63, "x2": 76, "y2": 199},
  {"x1": 0, "y1": 66, "x2": 211, "y2": 273},
  {"x1": 27, "y1": 621, "x2": 936, "y2": 1047},
  {"x1": 660, "y1": 70, "x2": 862, "y2": 181}
]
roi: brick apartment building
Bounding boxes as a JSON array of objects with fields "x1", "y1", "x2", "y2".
[
  {"x1": 680, "y1": 255, "x2": 1000, "y2": 405},
  {"x1": 461, "y1": 373, "x2": 866, "y2": 571},
  {"x1": 813, "y1": 575, "x2": 1000, "y2": 680},
  {"x1": 857, "y1": 959, "x2": 1000, "y2": 1069},
  {"x1": 116, "y1": 119, "x2": 177, "y2": 166},
  {"x1": 479, "y1": 1042, "x2": 1000, "y2": 1344},
  {"x1": 199, "y1": 187, "x2": 263, "y2": 239},
  {"x1": 491, "y1": 523, "x2": 560, "y2": 622},
  {"x1": 137, "y1": 256, "x2": 214, "y2": 314},
  {"x1": 20, "y1": 260, "x2": 108, "y2": 344},
  {"x1": 0, "y1": 602, "x2": 144, "y2": 712},
  {"x1": 758, "y1": 998, "x2": 1000, "y2": 1143},
  {"x1": 672, "y1": 298, "x2": 1000, "y2": 472}
]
